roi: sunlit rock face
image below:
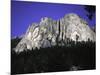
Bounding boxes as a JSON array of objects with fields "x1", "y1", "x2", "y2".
[{"x1": 15, "y1": 13, "x2": 96, "y2": 53}]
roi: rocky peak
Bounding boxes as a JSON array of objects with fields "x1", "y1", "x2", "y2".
[{"x1": 14, "y1": 13, "x2": 96, "y2": 53}]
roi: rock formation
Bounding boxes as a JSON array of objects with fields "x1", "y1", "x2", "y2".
[{"x1": 14, "y1": 13, "x2": 96, "y2": 53}]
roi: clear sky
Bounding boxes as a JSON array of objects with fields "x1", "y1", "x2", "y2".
[{"x1": 11, "y1": 1, "x2": 96, "y2": 37}]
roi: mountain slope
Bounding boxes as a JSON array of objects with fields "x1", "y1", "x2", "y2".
[{"x1": 14, "y1": 13, "x2": 95, "y2": 53}]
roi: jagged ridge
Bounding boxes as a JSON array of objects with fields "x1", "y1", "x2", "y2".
[{"x1": 14, "y1": 13, "x2": 95, "y2": 53}]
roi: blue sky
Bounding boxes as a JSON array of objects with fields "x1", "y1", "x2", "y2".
[{"x1": 11, "y1": 1, "x2": 96, "y2": 37}]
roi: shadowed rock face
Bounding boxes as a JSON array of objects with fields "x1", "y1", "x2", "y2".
[{"x1": 14, "y1": 13, "x2": 96, "y2": 53}]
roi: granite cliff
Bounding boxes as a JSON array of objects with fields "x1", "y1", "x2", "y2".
[{"x1": 14, "y1": 13, "x2": 95, "y2": 53}]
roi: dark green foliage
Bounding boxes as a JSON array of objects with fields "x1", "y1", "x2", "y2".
[
  {"x1": 11, "y1": 39, "x2": 96, "y2": 74},
  {"x1": 84, "y1": 5, "x2": 96, "y2": 20},
  {"x1": 11, "y1": 37, "x2": 21, "y2": 49}
]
